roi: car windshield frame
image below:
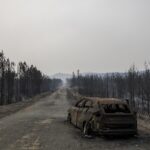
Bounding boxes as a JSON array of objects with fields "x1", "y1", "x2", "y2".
[{"x1": 75, "y1": 99, "x2": 87, "y2": 108}]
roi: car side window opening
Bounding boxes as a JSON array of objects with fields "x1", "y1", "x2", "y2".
[
  {"x1": 101, "y1": 104, "x2": 130, "y2": 113},
  {"x1": 75, "y1": 99, "x2": 84, "y2": 107},
  {"x1": 75, "y1": 99, "x2": 86, "y2": 108},
  {"x1": 84, "y1": 100, "x2": 93, "y2": 108}
]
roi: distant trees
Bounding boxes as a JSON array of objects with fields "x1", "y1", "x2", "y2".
[
  {"x1": 0, "y1": 52, "x2": 16, "y2": 105},
  {"x1": 0, "y1": 51, "x2": 62, "y2": 105},
  {"x1": 17, "y1": 62, "x2": 43, "y2": 97},
  {"x1": 69, "y1": 64, "x2": 150, "y2": 116}
]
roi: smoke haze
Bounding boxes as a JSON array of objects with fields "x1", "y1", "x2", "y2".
[{"x1": 0, "y1": 0, "x2": 150, "y2": 74}]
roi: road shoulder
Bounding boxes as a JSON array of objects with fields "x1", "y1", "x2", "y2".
[{"x1": 0, "y1": 92, "x2": 51, "y2": 119}]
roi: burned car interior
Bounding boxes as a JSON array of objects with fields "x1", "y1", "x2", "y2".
[
  {"x1": 68, "y1": 97, "x2": 137, "y2": 137},
  {"x1": 101, "y1": 104, "x2": 131, "y2": 114}
]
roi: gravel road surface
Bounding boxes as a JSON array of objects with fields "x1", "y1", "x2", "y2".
[{"x1": 0, "y1": 89, "x2": 150, "y2": 150}]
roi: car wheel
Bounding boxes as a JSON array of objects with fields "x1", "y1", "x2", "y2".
[
  {"x1": 67, "y1": 114, "x2": 71, "y2": 123},
  {"x1": 82, "y1": 122, "x2": 93, "y2": 138}
]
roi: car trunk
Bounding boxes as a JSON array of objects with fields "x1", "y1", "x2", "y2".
[{"x1": 102, "y1": 113, "x2": 136, "y2": 130}]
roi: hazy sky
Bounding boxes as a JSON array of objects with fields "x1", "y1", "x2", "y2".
[{"x1": 0, "y1": 0, "x2": 150, "y2": 75}]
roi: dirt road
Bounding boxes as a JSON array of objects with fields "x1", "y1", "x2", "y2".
[{"x1": 0, "y1": 89, "x2": 150, "y2": 150}]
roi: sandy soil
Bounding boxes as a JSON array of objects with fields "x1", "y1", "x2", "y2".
[{"x1": 0, "y1": 89, "x2": 149, "y2": 150}]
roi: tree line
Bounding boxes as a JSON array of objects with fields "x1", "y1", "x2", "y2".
[
  {"x1": 0, "y1": 51, "x2": 62, "y2": 105},
  {"x1": 69, "y1": 64, "x2": 150, "y2": 116}
]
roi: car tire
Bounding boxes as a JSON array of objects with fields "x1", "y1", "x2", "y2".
[
  {"x1": 82, "y1": 122, "x2": 93, "y2": 138},
  {"x1": 67, "y1": 114, "x2": 71, "y2": 123}
]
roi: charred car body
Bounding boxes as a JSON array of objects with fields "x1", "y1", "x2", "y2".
[{"x1": 67, "y1": 97, "x2": 137, "y2": 136}]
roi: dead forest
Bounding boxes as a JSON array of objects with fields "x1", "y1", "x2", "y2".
[
  {"x1": 0, "y1": 51, "x2": 62, "y2": 105},
  {"x1": 69, "y1": 65, "x2": 150, "y2": 117}
]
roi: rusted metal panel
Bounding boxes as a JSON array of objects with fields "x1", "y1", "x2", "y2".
[{"x1": 68, "y1": 98, "x2": 137, "y2": 136}]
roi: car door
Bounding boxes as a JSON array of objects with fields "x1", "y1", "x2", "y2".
[
  {"x1": 76, "y1": 100, "x2": 87, "y2": 128},
  {"x1": 71, "y1": 99, "x2": 85, "y2": 126},
  {"x1": 76, "y1": 100, "x2": 93, "y2": 128}
]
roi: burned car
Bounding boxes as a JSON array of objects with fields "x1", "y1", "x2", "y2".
[{"x1": 67, "y1": 97, "x2": 137, "y2": 136}]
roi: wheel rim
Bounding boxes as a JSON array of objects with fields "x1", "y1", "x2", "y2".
[{"x1": 83, "y1": 124, "x2": 87, "y2": 135}]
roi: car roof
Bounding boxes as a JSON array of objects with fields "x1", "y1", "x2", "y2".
[{"x1": 80, "y1": 97, "x2": 127, "y2": 105}]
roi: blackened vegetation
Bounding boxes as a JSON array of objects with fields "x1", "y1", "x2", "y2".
[
  {"x1": 0, "y1": 51, "x2": 62, "y2": 105},
  {"x1": 69, "y1": 65, "x2": 150, "y2": 117}
]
